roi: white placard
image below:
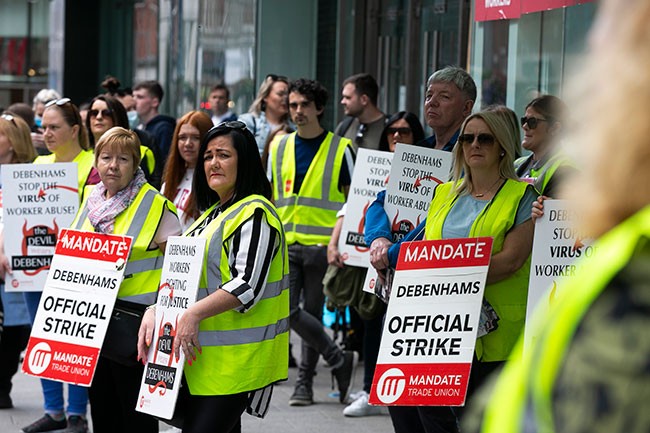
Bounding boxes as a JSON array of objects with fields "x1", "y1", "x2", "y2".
[
  {"x1": 2, "y1": 163, "x2": 79, "y2": 292},
  {"x1": 21, "y1": 229, "x2": 132, "y2": 386},
  {"x1": 524, "y1": 199, "x2": 595, "y2": 352},
  {"x1": 383, "y1": 144, "x2": 452, "y2": 242},
  {"x1": 339, "y1": 149, "x2": 393, "y2": 267},
  {"x1": 136, "y1": 236, "x2": 206, "y2": 420},
  {"x1": 370, "y1": 238, "x2": 493, "y2": 407}
]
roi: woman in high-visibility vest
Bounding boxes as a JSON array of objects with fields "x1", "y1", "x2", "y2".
[
  {"x1": 466, "y1": 1, "x2": 650, "y2": 432},
  {"x1": 73, "y1": 127, "x2": 181, "y2": 433},
  {"x1": 0, "y1": 113, "x2": 37, "y2": 411},
  {"x1": 373, "y1": 109, "x2": 537, "y2": 433},
  {"x1": 515, "y1": 95, "x2": 574, "y2": 198},
  {"x1": 21, "y1": 98, "x2": 99, "y2": 433},
  {"x1": 138, "y1": 121, "x2": 289, "y2": 433}
]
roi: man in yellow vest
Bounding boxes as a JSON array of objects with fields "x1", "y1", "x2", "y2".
[{"x1": 269, "y1": 78, "x2": 358, "y2": 407}]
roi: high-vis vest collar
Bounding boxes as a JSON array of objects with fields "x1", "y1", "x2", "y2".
[
  {"x1": 481, "y1": 204, "x2": 650, "y2": 433},
  {"x1": 515, "y1": 152, "x2": 572, "y2": 196},
  {"x1": 271, "y1": 131, "x2": 351, "y2": 245},
  {"x1": 73, "y1": 184, "x2": 169, "y2": 305},
  {"x1": 35, "y1": 149, "x2": 95, "y2": 202},
  {"x1": 183, "y1": 195, "x2": 289, "y2": 395},
  {"x1": 425, "y1": 179, "x2": 532, "y2": 361}
]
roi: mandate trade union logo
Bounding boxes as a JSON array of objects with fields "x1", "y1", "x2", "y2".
[
  {"x1": 376, "y1": 367, "x2": 406, "y2": 404},
  {"x1": 28, "y1": 342, "x2": 53, "y2": 374}
]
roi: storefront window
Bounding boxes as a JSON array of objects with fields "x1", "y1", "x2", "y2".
[{"x1": 471, "y1": 2, "x2": 597, "y2": 115}]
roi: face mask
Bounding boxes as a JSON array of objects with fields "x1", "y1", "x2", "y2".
[
  {"x1": 127, "y1": 111, "x2": 139, "y2": 129},
  {"x1": 35, "y1": 117, "x2": 42, "y2": 128}
]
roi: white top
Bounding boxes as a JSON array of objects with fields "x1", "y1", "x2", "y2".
[{"x1": 161, "y1": 168, "x2": 195, "y2": 232}]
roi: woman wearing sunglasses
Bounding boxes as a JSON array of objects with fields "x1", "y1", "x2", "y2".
[
  {"x1": 372, "y1": 110, "x2": 536, "y2": 433},
  {"x1": 515, "y1": 95, "x2": 571, "y2": 198},
  {"x1": 21, "y1": 98, "x2": 98, "y2": 433},
  {"x1": 138, "y1": 121, "x2": 289, "y2": 433},
  {"x1": 85, "y1": 94, "x2": 161, "y2": 189},
  {"x1": 238, "y1": 74, "x2": 291, "y2": 156}
]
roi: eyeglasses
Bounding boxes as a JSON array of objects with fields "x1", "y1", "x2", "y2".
[
  {"x1": 387, "y1": 127, "x2": 412, "y2": 136},
  {"x1": 44, "y1": 98, "x2": 71, "y2": 108},
  {"x1": 355, "y1": 123, "x2": 367, "y2": 145},
  {"x1": 266, "y1": 74, "x2": 288, "y2": 82},
  {"x1": 89, "y1": 109, "x2": 113, "y2": 119},
  {"x1": 212, "y1": 120, "x2": 247, "y2": 131},
  {"x1": 520, "y1": 116, "x2": 548, "y2": 130},
  {"x1": 458, "y1": 133, "x2": 496, "y2": 146},
  {"x1": 1, "y1": 113, "x2": 17, "y2": 126}
]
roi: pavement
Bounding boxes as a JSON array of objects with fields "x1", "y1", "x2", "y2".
[{"x1": 0, "y1": 334, "x2": 394, "y2": 433}]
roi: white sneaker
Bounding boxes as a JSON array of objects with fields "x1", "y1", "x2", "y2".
[{"x1": 342, "y1": 391, "x2": 385, "y2": 417}]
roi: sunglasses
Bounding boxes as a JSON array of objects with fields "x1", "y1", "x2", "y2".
[
  {"x1": 266, "y1": 74, "x2": 288, "y2": 82},
  {"x1": 458, "y1": 133, "x2": 495, "y2": 146},
  {"x1": 520, "y1": 116, "x2": 548, "y2": 130},
  {"x1": 1, "y1": 113, "x2": 17, "y2": 126},
  {"x1": 387, "y1": 127, "x2": 412, "y2": 135},
  {"x1": 89, "y1": 109, "x2": 113, "y2": 118},
  {"x1": 44, "y1": 97, "x2": 72, "y2": 108}
]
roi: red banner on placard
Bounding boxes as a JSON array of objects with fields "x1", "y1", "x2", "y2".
[
  {"x1": 475, "y1": 0, "x2": 521, "y2": 21},
  {"x1": 23, "y1": 337, "x2": 100, "y2": 386},
  {"x1": 370, "y1": 363, "x2": 471, "y2": 406},
  {"x1": 397, "y1": 237, "x2": 493, "y2": 271},
  {"x1": 55, "y1": 229, "x2": 131, "y2": 262}
]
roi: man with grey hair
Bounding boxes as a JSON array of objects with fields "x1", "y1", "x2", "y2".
[{"x1": 420, "y1": 66, "x2": 476, "y2": 151}]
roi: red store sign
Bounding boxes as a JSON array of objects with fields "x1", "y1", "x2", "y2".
[{"x1": 475, "y1": 0, "x2": 595, "y2": 22}]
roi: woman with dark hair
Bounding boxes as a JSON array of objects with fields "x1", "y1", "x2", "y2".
[
  {"x1": 161, "y1": 110, "x2": 213, "y2": 231},
  {"x1": 238, "y1": 74, "x2": 291, "y2": 155},
  {"x1": 85, "y1": 94, "x2": 160, "y2": 188},
  {"x1": 516, "y1": 95, "x2": 571, "y2": 197},
  {"x1": 138, "y1": 121, "x2": 289, "y2": 433},
  {"x1": 377, "y1": 111, "x2": 425, "y2": 152}
]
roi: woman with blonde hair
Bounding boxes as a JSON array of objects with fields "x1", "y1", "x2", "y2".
[
  {"x1": 0, "y1": 113, "x2": 37, "y2": 410},
  {"x1": 371, "y1": 109, "x2": 536, "y2": 433},
  {"x1": 72, "y1": 127, "x2": 181, "y2": 433},
  {"x1": 238, "y1": 74, "x2": 291, "y2": 155},
  {"x1": 161, "y1": 110, "x2": 213, "y2": 230},
  {"x1": 467, "y1": 1, "x2": 650, "y2": 432}
]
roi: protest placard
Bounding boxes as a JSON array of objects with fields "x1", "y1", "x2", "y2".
[
  {"x1": 383, "y1": 144, "x2": 452, "y2": 242},
  {"x1": 136, "y1": 236, "x2": 205, "y2": 420},
  {"x1": 338, "y1": 149, "x2": 392, "y2": 267},
  {"x1": 369, "y1": 237, "x2": 493, "y2": 406},
  {"x1": 2, "y1": 163, "x2": 79, "y2": 292},
  {"x1": 524, "y1": 199, "x2": 595, "y2": 352},
  {"x1": 21, "y1": 229, "x2": 132, "y2": 386}
]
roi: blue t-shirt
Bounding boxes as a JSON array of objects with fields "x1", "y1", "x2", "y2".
[{"x1": 294, "y1": 131, "x2": 352, "y2": 193}]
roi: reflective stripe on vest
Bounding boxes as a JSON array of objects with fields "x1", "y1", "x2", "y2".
[
  {"x1": 481, "y1": 205, "x2": 650, "y2": 433},
  {"x1": 425, "y1": 179, "x2": 532, "y2": 362},
  {"x1": 271, "y1": 132, "x2": 350, "y2": 245},
  {"x1": 198, "y1": 316, "x2": 290, "y2": 347},
  {"x1": 73, "y1": 184, "x2": 167, "y2": 305}
]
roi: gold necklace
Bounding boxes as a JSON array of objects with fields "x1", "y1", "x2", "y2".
[{"x1": 474, "y1": 177, "x2": 503, "y2": 198}]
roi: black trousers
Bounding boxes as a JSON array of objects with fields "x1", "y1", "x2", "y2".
[
  {"x1": 182, "y1": 392, "x2": 249, "y2": 433},
  {"x1": 89, "y1": 356, "x2": 158, "y2": 433},
  {"x1": 0, "y1": 325, "x2": 30, "y2": 396}
]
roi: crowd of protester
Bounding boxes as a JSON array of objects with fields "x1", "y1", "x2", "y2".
[{"x1": 0, "y1": 2, "x2": 647, "y2": 431}]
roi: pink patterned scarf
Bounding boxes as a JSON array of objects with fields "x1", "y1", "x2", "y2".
[{"x1": 87, "y1": 168, "x2": 147, "y2": 233}]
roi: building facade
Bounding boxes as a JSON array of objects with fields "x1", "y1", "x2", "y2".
[{"x1": 0, "y1": 0, "x2": 596, "y2": 130}]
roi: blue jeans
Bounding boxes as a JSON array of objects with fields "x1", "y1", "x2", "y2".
[{"x1": 23, "y1": 291, "x2": 88, "y2": 416}]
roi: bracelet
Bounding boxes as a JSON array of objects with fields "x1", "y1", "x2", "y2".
[{"x1": 145, "y1": 304, "x2": 156, "y2": 313}]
